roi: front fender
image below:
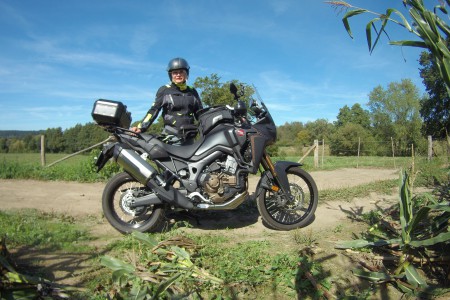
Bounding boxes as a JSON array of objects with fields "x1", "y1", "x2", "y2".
[{"x1": 254, "y1": 161, "x2": 302, "y2": 198}]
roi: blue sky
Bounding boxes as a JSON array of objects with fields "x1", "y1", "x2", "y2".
[{"x1": 0, "y1": 0, "x2": 428, "y2": 131}]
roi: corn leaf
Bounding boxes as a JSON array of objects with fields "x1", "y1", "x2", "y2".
[
  {"x1": 152, "y1": 273, "x2": 182, "y2": 300},
  {"x1": 5, "y1": 271, "x2": 29, "y2": 284},
  {"x1": 410, "y1": 9, "x2": 438, "y2": 45},
  {"x1": 435, "y1": 16, "x2": 450, "y2": 36},
  {"x1": 409, "y1": 206, "x2": 432, "y2": 233},
  {"x1": 409, "y1": 203, "x2": 450, "y2": 232},
  {"x1": 100, "y1": 255, "x2": 135, "y2": 273},
  {"x1": 390, "y1": 40, "x2": 427, "y2": 48},
  {"x1": 342, "y1": 9, "x2": 368, "y2": 38},
  {"x1": 171, "y1": 246, "x2": 190, "y2": 261},
  {"x1": 410, "y1": 231, "x2": 450, "y2": 247},
  {"x1": 405, "y1": 264, "x2": 428, "y2": 288},
  {"x1": 399, "y1": 171, "x2": 412, "y2": 243},
  {"x1": 112, "y1": 269, "x2": 132, "y2": 287},
  {"x1": 366, "y1": 20, "x2": 373, "y2": 50},
  {"x1": 132, "y1": 231, "x2": 159, "y2": 247},
  {"x1": 335, "y1": 238, "x2": 400, "y2": 249},
  {"x1": 0, "y1": 255, "x2": 16, "y2": 273},
  {"x1": 390, "y1": 8, "x2": 414, "y2": 32},
  {"x1": 435, "y1": 3, "x2": 448, "y2": 15},
  {"x1": 397, "y1": 280, "x2": 415, "y2": 294},
  {"x1": 352, "y1": 269, "x2": 394, "y2": 282},
  {"x1": 130, "y1": 284, "x2": 149, "y2": 300}
]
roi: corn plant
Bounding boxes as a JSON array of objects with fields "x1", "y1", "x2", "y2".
[
  {"x1": 0, "y1": 237, "x2": 71, "y2": 299},
  {"x1": 327, "y1": 0, "x2": 450, "y2": 95},
  {"x1": 335, "y1": 170, "x2": 450, "y2": 296},
  {"x1": 100, "y1": 232, "x2": 223, "y2": 299}
]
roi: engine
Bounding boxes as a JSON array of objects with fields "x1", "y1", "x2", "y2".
[{"x1": 198, "y1": 155, "x2": 245, "y2": 203}]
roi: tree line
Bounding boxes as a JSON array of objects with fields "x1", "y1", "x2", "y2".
[{"x1": 1, "y1": 47, "x2": 448, "y2": 156}]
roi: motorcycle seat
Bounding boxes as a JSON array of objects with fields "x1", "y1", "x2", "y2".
[
  {"x1": 161, "y1": 137, "x2": 205, "y2": 159},
  {"x1": 139, "y1": 133, "x2": 205, "y2": 160}
]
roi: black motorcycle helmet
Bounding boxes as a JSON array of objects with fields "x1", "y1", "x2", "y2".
[{"x1": 167, "y1": 57, "x2": 190, "y2": 79}]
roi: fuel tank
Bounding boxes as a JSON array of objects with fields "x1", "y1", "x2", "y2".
[{"x1": 193, "y1": 124, "x2": 238, "y2": 158}]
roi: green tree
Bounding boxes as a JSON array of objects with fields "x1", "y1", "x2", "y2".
[
  {"x1": 45, "y1": 127, "x2": 64, "y2": 153},
  {"x1": 193, "y1": 74, "x2": 254, "y2": 107},
  {"x1": 305, "y1": 119, "x2": 334, "y2": 142},
  {"x1": 335, "y1": 105, "x2": 351, "y2": 127},
  {"x1": 64, "y1": 123, "x2": 109, "y2": 153},
  {"x1": 8, "y1": 139, "x2": 26, "y2": 153},
  {"x1": 0, "y1": 138, "x2": 7, "y2": 153},
  {"x1": 63, "y1": 124, "x2": 83, "y2": 153},
  {"x1": 277, "y1": 121, "x2": 305, "y2": 146},
  {"x1": 419, "y1": 50, "x2": 450, "y2": 138},
  {"x1": 368, "y1": 79, "x2": 424, "y2": 155},
  {"x1": 329, "y1": 123, "x2": 377, "y2": 156},
  {"x1": 296, "y1": 130, "x2": 311, "y2": 147},
  {"x1": 335, "y1": 103, "x2": 371, "y2": 129},
  {"x1": 22, "y1": 134, "x2": 40, "y2": 152}
]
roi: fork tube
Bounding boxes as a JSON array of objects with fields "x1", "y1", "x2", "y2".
[
  {"x1": 261, "y1": 151, "x2": 287, "y2": 194},
  {"x1": 261, "y1": 150, "x2": 277, "y2": 176}
]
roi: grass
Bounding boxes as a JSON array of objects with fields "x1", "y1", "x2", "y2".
[
  {"x1": 1, "y1": 152, "x2": 446, "y2": 183},
  {"x1": 0, "y1": 209, "x2": 93, "y2": 252},
  {"x1": 0, "y1": 152, "x2": 120, "y2": 182},
  {"x1": 0, "y1": 153, "x2": 447, "y2": 298},
  {"x1": 320, "y1": 179, "x2": 399, "y2": 202},
  {"x1": 88, "y1": 230, "x2": 328, "y2": 299}
]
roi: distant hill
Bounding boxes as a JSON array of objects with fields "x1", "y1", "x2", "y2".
[{"x1": 0, "y1": 130, "x2": 44, "y2": 138}]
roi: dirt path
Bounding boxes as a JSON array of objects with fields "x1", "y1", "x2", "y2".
[
  {"x1": 0, "y1": 168, "x2": 403, "y2": 296},
  {"x1": 0, "y1": 168, "x2": 399, "y2": 218},
  {"x1": 0, "y1": 168, "x2": 400, "y2": 236}
]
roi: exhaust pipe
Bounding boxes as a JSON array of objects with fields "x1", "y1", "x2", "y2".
[
  {"x1": 114, "y1": 146, "x2": 193, "y2": 209},
  {"x1": 195, "y1": 192, "x2": 248, "y2": 210},
  {"x1": 115, "y1": 146, "x2": 157, "y2": 184}
]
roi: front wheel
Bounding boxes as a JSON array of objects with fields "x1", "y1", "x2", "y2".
[
  {"x1": 257, "y1": 167, "x2": 318, "y2": 230},
  {"x1": 102, "y1": 172, "x2": 166, "y2": 234}
]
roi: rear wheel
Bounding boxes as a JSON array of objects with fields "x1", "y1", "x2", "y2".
[
  {"x1": 257, "y1": 167, "x2": 318, "y2": 230},
  {"x1": 102, "y1": 172, "x2": 165, "y2": 234}
]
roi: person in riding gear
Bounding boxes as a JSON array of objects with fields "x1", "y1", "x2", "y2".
[{"x1": 131, "y1": 57, "x2": 203, "y2": 144}]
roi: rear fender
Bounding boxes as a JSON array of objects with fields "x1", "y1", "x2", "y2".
[{"x1": 95, "y1": 143, "x2": 115, "y2": 172}]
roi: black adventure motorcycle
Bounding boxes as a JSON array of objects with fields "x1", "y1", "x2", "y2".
[{"x1": 92, "y1": 83, "x2": 318, "y2": 233}]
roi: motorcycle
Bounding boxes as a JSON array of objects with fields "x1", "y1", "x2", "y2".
[{"x1": 92, "y1": 83, "x2": 318, "y2": 233}]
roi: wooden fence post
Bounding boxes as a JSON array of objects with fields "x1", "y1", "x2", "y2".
[
  {"x1": 314, "y1": 139, "x2": 319, "y2": 168},
  {"x1": 357, "y1": 137, "x2": 361, "y2": 168},
  {"x1": 427, "y1": 135, "x2": 432, "y2": 161},
  {"x1": 391, "y1": 137, "x2": 396, "y2": 169},
  {"x1": 321, "y1": 139, "x2": 325, "y2": 168},
  {"x1": 40, "y1": 135, "x2": 46, "y2": 167}
]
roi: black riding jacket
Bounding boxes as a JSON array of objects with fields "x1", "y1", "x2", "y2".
[{"x1": 137, "y1": 83, "x2": 203, "y2": 136}]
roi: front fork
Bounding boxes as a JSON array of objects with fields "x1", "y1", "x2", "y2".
[{"x1": 260, "y1": 151, "x2": 292, "y2": 198}]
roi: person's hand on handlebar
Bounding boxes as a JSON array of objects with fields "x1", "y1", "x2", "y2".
[{"x1": 130, "y1": 127, "x2": 142, "y2": 133}]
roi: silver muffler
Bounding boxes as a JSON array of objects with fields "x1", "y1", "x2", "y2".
[
  {"x1": 114, "y1": 147, "x2": 157, "y2": 184},
  {"x1": 114, "y1": 145, "x2": 194, "y2": 209}
]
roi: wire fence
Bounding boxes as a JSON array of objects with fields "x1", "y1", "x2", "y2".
[{"x1": 277, "y1": 137, "x2": 449, "y2": 170}]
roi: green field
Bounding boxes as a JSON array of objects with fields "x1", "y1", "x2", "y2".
[
  {"x1": 0, "y1": 152, "x2": 442, "y2": 183},
  {"x1": 0, "y1": 152, "x2": 119, "y2": 182}
]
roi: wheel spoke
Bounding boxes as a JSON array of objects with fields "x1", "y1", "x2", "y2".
[
  {"x1": 112, "y1": 180, "x2": 155, "y2": 226},
  {"x1": 262, "y1": 169, "x2": 317, "y2": 226}
]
